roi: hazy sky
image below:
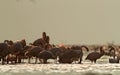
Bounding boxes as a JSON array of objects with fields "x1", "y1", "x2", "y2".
[{"x1": 0, "y1": 0, "x2": 120, "y2": 45}]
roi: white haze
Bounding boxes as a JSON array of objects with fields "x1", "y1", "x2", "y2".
[{"x1": 0, "y1": 0, "x2": 120, "y2": 45}]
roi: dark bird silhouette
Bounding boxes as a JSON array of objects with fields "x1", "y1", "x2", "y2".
[
  {"x1": 85, "y1": 46, "x2": 105, "y2": 63},
  {"x1": 25, "y1": 46, "x2": 43, "y2": 64},
  {"x1": 37, "y1": 48, "x2": 63, "y2": 64},
  {"x1": 0, "y1": 43, "x2": 11, "y2": 64},
  {"x1": 108, "y1": 46, "x2": 119, "y2": 63},
  {"x1": 59, "y1": 45, "x2": 89, "y2": 64},
  {"x1": 4, "y1": 39, "x2": 26, "y2": 63}
]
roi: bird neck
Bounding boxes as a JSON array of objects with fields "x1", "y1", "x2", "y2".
[{"x1": 100, "y1": 53, "x2": 104, "y2": 57}]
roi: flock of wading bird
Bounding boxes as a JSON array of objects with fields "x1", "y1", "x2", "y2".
[{"x1": 0, "y1": 32, "x2": 119, "y2": 65}]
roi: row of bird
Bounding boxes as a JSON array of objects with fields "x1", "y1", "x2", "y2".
[{"x1": 0, "y1": 32, "x2": 119, "y2": 64}]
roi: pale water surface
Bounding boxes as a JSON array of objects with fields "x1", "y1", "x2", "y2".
[{"x1": 0, "y1": 56, "x2": 119, "y2": 75}]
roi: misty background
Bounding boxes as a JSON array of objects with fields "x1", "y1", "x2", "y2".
[{"x1": 0, "y1": 0, "x2": 120, "y2": 45}]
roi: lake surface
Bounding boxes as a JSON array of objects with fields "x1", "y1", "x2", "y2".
[{"x1": 0, "y1": 53, "x2": 119, "y2": 75}]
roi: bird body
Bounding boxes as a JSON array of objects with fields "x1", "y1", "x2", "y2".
[
  {"x1": 85, "y1": 46, "x2": 104, "y2": 63},
  {"x1": 85, "y1": 52, "x2": 103, "y2": 63}
]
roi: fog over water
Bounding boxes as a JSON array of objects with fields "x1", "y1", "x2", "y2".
[{"x1": 0, "y1": 0, "x2": 120, "y2": 45}]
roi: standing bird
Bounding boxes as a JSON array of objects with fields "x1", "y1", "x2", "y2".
[
  {"x1": 85, "y1": 46, "x2": 105, "y2": 63},
  {"x1": 108, "y1": 46, "x2": 119, "y2": 63},
  {"x1": 59, "y1": 45, "x2": 89, "y2": 64}
]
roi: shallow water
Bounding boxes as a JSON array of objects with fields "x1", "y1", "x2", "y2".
[
  {"x1": 0, "y1": 63, "x2": 119, "y2": 75},
  {"x1": 0, "y1": 55, "x2": 120, "y2": 75}
]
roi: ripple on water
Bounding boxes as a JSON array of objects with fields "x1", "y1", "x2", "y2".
[{"x1": 0, "y1": 63, "x2": 119, "y2": 75}]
